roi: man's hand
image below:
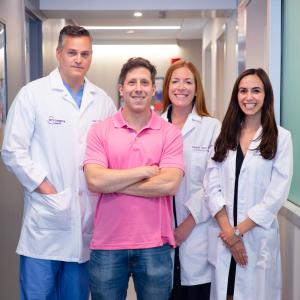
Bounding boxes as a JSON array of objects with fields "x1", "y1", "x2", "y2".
[
  {"x1": 140, "y1": 165, "x2": 160, "y2": 178},
  {"x1": 34, "y1": 178, "x2": 57, "y2": 194},
  {"x1": 120, "y1": 167, "x2": 183, "y2": 197}
]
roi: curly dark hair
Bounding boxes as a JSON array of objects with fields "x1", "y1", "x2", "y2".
[{"x1": 118, "y1": 57, "x2": 157, "y2": 85}]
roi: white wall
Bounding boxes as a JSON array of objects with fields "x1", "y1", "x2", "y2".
[
  {"x1": 202, "y1": 14, "x2": 237, "y2": 120},
  {"x1": 0, "y1": 1, "x2": 28, "y2": 299}
]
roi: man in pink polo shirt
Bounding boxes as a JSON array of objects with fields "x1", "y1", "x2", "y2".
[{"x1": 84, "y1": 57, "x2": 184, "y2": 299}]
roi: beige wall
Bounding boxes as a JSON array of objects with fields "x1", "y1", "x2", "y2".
[
  {"x1": 42, "y1": 18, "x2": 66, "y2": 76},
  {"x1": 245, "y1": 0, "x2": 268, "y2": 70},
  {"x1": 279, "y1": 204, "x2": 300, "y2": 300},
  {"x1": 42, "y1": 20, "x2": 203, "y2": 107},
  {"x1": 0, "y1": 1, "x2": 27, "y2": 299},
  {"x1": 89, "y1": 40, "x2": 202, "y2": 106}
]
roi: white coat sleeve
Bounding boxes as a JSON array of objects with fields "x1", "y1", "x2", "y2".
[
  {"x1": 108, "y1": 97, "x2": 117, "y2": 115},
  {"x1": 247, "y1": 130, "x2": 293, "y2": 228},
  {"x1": 184, "y1": 187, "x2": 211, "y2": 224},
  {"x1": 203, "y1": 153, "x2": 226, "y2": 217},
  {"x1": 188, "y1": 121, "x2": 222, "y2": 221},
  {"x1": 1, "y1": 86, "x2": 48, "y2": 192}
]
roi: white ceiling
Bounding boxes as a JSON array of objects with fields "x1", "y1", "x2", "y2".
[{"x1": 39, "y1": 1, "x2": 236, "y2": 42}]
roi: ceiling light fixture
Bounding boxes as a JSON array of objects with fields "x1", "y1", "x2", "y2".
[
  {"x1": 84, "y1": 26, "x2": 181, "y2": 30},
  {"x1": 133, "y1": 11, "x2": 143, "y2": 17}
]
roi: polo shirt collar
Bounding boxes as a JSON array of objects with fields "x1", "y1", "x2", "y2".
[{"x1": 113, "y1": 108, "x2": 162, "y2": 130}]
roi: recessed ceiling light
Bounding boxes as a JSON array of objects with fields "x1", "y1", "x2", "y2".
[
  {"x1": 133, "y1": 11, "x2": 143, "y2": 17},
  {"x1": 127, "y1": 30, "x2": 135, "y2": 34},
  {"x1": 84, "y1": 26, "x2": 181, "y2": 30}
]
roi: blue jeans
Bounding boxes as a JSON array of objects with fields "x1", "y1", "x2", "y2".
[
  {"x1": 89, "y1": 244, "x2": 173, "y2": 300},
  {"x1": 20, "y1": 256, "x2": 89, "y2": 300}
]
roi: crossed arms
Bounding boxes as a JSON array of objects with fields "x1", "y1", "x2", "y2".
[{"x1": 84, "y1": 164, "x2": 183, "y2": 197}]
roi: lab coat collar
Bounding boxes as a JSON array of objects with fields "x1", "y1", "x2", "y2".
[
  {"x1": 182, "y1": 106, "x2": 202, "y2": 136},
  {"x1": 49, "y1": 68, "x2": 97, "y2": 110},
  {"x1": 49, "y1": 68, "x2": 96, "y2": 94},
  {"x1": 162, "y1": 105, "x2": 203, "y2": 136}
]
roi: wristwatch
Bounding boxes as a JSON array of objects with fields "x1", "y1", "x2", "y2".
[{"x1": 234, "y1": 227, "x2": 242, "y2": 239}]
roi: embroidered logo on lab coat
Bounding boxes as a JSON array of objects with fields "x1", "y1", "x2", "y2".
[{"x1": 192, "y1": 145, "x2": 209, "y2": 152}]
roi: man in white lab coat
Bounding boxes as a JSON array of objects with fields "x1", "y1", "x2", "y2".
[{"x1": 1, "y1": 25, "x2": 116, "y2": 300}]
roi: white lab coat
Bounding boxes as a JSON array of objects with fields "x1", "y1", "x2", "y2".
[
  {"x1": 162, "y1": 107, "x2": 221, "y2": 285},
  {"x1": 204, "y1": 126, "x2": 293, "y2": 300},
  {"x1": 1, "y1": 68, "x2": 116, "y2": 263}
]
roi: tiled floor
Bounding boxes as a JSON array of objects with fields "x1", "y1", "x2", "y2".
[
  {"x1": 126, "y1": 278, "x2": 137, "y2": 300},
  {"x1": 89, "y1": 278, "x2": 136, "y2": 299}
]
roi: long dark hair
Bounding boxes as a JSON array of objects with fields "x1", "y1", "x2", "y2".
[{"x1": 212, "y1": 68, "x2": 278, "y2": 162}]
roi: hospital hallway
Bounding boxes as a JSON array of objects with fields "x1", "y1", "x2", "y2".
[{"x1": 0, "y1": 1, "x2": 300, "y2": 299}]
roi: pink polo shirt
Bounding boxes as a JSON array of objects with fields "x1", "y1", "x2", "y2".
[{"x1": 84, "y1": 109, "x2": 184, "y2": 250}]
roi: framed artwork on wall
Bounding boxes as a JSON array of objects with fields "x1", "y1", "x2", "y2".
[{"x1": 153, "y1": 76, "x2": 164, "y2": 113}]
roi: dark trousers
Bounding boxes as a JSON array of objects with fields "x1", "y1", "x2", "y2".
[
  {"x1": 169, "y1": 247, "x2": 211, "y2": 300},
  {"x1": 227, "y1": 256, "x2": 237, "y2": 296}
]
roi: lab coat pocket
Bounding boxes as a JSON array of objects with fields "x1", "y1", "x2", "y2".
[{"x1": 29, "y1": 188, "x2": 72, "y2": 231}]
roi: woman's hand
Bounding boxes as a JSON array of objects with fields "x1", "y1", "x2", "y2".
[
  {"x1": 174, "y1": 214, "x2": 196, "y2": 246},
  {"x1": 219, "y1": 230, "x2": 239, "y2": 247},
  {"x1": 219, "y1": 230, "x2": 248, "y2": 266},
  {"x1": 229, "y1": 239, "x2": 248, "y2": 266}
]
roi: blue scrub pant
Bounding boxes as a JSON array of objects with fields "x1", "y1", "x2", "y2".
[{"x1": 20, "y1": 255, "x2": 89, "y2": 300}]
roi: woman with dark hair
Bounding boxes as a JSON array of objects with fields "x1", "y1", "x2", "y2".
[
  {"x1": 204, "y1": 68, "x2": 293, "y2": 300},
  {"x1": 161, "y1": 60, "x2": 220, "y2": 300}
]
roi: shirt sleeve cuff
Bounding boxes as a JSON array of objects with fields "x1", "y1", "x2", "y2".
[
  {"x1": 208, "y1": 194, "x2": 226, "y2": 217},
  {"x1": 23, "y1": 168, "x2": 48, "y2": 193},
  {"x1": 184, "y1": 190, "x2": 211, "y2": 224}
]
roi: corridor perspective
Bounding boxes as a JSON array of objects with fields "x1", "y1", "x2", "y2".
[{"x1": 0, "y1": 1, "x2": 299, "y2": 299}]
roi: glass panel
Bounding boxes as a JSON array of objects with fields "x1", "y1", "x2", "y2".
[{"x1": 281, "y1": 0, "x2": 300, "y2": 206}]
